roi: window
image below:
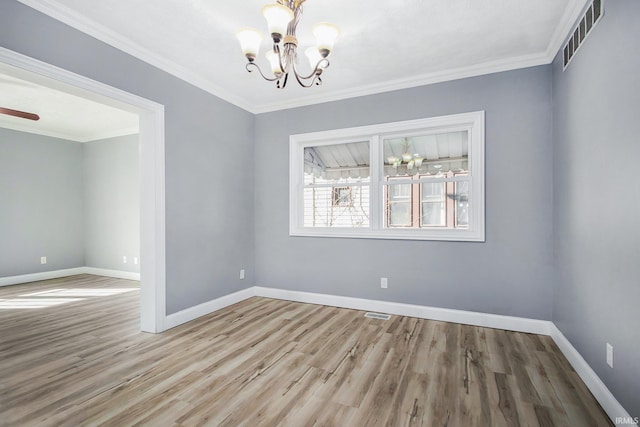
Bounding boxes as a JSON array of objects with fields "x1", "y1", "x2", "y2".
[
  {"x1": 332, "y1": 187, "x2": 353, "y2": 207},
  {"x1": 290, "y1": 111, "x2": 484, "y2": 241}
]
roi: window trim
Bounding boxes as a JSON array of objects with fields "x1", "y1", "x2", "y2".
[{"x1": 289, "y1": 111, "x2": 485, "y2": 242}]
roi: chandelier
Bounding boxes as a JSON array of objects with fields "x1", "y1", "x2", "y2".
[{"x1": 236, "y1": 1, "x2": 339, "y2": 89}]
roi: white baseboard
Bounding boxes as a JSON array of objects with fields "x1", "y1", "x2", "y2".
[
  {"x1": 253, "y1": 286, "x2": 551, "y2": 335},
  {"x1": 0, "y1": 267, "x2": 87, "y2": 287},
  {"x1": 164, "y1": 287, "x2": 255, "y2": 330},
  {"x1": 550, "y1": 324, "x2": 636, "y2": 425},
  {"x1": 82, "y1": 267, "x2": 140, "y2": 281}
]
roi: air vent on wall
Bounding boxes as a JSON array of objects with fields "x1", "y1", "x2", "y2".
[{"x1": 563, "y1": 0, "x2": 603, "y2": 69}]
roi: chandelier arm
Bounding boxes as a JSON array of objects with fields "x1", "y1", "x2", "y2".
[
  {"x1": 274, "y1": 44, "x2": 287, "y2": 75},
  {"x1": 292, "y1": 58, "x2": 330, "y2": 81},
  {"x1": 245, "y1": 62, "x2": 281, "y2": 82},
  {"x1": 291, "y1": 67, "x2": 322, "y2": 88}
]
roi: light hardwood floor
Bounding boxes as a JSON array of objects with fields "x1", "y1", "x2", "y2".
[{"x1": 0, "y1": 275, "x2": 611, "y2": 426}]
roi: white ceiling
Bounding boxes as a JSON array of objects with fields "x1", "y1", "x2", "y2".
[
  {"x1": 16, "y1": 0, "x2": 587, "y2": 114},
  {"x1": 0, "y1": 73, "x2": 139, "y2": 142}
]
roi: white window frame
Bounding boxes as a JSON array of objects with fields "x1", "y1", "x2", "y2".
[{"x1": 289, "y1": 111, "x2": 485, "y2": 242}]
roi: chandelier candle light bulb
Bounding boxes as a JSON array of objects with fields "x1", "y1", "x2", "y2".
[
  {"x1": 305, "y1": 47, "x2": 324, "y2": 74},
  {"x1": 313, "y1": 22, "x2": 340, "y2": 57},
  {"x1": 266, "y1": 50, "x2": 283, "y2": 76},
  {"x1": 236, "y1": 28, "x2": 264, "y2": 62},
  {"x1": 262, "y1": 3, "x2": 294, "y2": 42},
  {"x1": 236, "y1": 1, "x2": 339, "y2": 89}
]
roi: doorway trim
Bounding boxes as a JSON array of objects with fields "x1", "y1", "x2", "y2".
[{"x1": 0, "y1": 47, "x2": 166, "y2": 333}]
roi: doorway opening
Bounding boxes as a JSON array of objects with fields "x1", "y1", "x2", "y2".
[{"x1": 0, "y1": 47, "x2": 166, "y2": 332}]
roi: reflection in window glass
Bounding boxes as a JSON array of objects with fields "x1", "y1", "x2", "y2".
[
  {"x1": 421, "y1": 181, "x2": 445, "y2": 226},
  {"x1": 382, "y1": 131, "x2": 468, "y2": 179},
  {"x1": 389, "y1": 183, "x2": 411, "y2": 201},
  {"x1": 386, "y1": 181, "x2": 412, "y2": 227},
  {"x1": 303, "y1": 140, "x2": 370, "y2": 228},
  {"x1": 332, "y1": 187, "x2": 353, "y2": 207},
  {"x1": 383, "y1": 174, "x2": 470, "y2": 229},
  {"x1": 304, "y1": 141, "x2": 370, "y2": 185},
  {"x1": 421, "y1": 203, "x2": 445, "y2": 226},
  {"x1": 389, "y1": 203, "x2": 411, "y2": 227}
]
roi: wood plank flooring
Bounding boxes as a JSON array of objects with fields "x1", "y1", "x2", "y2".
[{"x1": 0, "y1": 275, "x2": 612, "y2": 426}]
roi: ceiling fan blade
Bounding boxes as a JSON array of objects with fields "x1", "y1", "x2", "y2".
[{"x1": 0, "y1": 107, "x2": 40, "y2": 121}]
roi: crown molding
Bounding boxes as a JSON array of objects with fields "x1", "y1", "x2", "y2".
[
  {"x1": 83, "y1": 127, "x2": 139, "y2": 143},
  {"x1": 16, "y1": 0, "x2": 254, "y2": 113},
  {"x1": 250, "y1": 52, "x2": 551, "y2": 113},
  {"x1": 18, "y1": 0, "x2": 586, "y2": 115},
  {"x1": 0, "y1": 121, "x2": 82, "y2": 142},
  {"x1": 0, "y1": 120, "x2": 138, "y2": 142}
]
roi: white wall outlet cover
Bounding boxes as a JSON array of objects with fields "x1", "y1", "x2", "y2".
[
  {"x1": 134, "y1": 257, "x2": 138, "y2": 265},
  {"x1": 606, "y1": 343, "x2": 614, "y2": 368},
  {"x1": 381, "y1": 277, "x2": 388, "y2": 288},
  {"x1": 240, "y1": 269, "x2": 245, "y2": 280},
  {"x1": 40, "y1": 256, "x2": 47, "y2": 264},
  {"x1": 123, "y1": 256, "x2": 127, "y2": 263}
]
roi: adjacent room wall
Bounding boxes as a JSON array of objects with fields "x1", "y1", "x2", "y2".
[
  {"x1": 254, "y1": 66, "x2": 555, "y2": 320},
  {"x1": 552, "y1": 0, "x2": 640, "y2": 417},
  {"x1": 0, "y1": 1, "x2": 255, "y2": 314},
  {"x1": 83, "y1": 134, "x2": 139, "y2": 273},
  {"x1": 0, "y1": 128, "x2": 84, "y2": 277}
]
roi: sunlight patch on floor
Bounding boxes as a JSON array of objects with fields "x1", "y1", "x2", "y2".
[
  {"x1": 20, "y1": 288, "x2": 138, "y2": 297},
  {"x1": 0, "y1": 287, "x2": 138, "y2": 309}
]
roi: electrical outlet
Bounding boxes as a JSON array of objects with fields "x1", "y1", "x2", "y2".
[
  {"x1": 123, "y1": 256, "x2": 127, "y2": 264},
  {"x1": 40, "y1": 256, "x2": 47, "y2": 264},
  {"x1": 133, "y1": 257, "x2": 138, "y2": 265},
  {"x1": 381, "y1": 277, "x2": 388, "y2": 289},
  {"x1": 240, "y1": 269, "x2": 245, "y2": 280},
  {"x1": 606, "y1": 343, "x2": 614, "y2": 368}
]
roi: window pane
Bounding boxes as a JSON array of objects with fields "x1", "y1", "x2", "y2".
[
  {"x1": 421, "y1": 181, "x2": 444, "y2": 200},
  {"x1": 384, "y1": 182, "x2": 414, "y2": 228},
  {"x1": 303, "y1": 186, "x2": 369, "y2": 227},
  {"x1": 304, "y1": 141, "x2": 370, "y2": 185},
  {"x1": 421, "y1": 202, "x2": 445, "y2": 226},
  {"x1": 332, "y1": 187, "x2": 352, "y2": 207},
  {"x1": 382, "y1": 131, "x2": 468, "y2": 178},
  {"x1": 389, "y1": 183, "x2": 411, "y2": 201},
  {"x1": 389, "y1": 203, "x2": 411, "y2": 227},
  {"x1": 420, "y1": 181, "x2": 446, "y2": 226}
]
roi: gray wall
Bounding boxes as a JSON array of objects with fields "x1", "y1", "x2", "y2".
[
  {"x1": 0, "y1": 128, "x2": 84, "y2": 276},
  {"x1": 552, "y1": 0, "x2": 640, "y2": 417},
  {"x1": 83, "y1": 134, "x2": 139, "y2": 273},
  {"x1": 254, "y1": 66, "x2": 555, "y2": 320},
  {"x1": 0, "y1": 1, "x2": 255, "y2": 314}
]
